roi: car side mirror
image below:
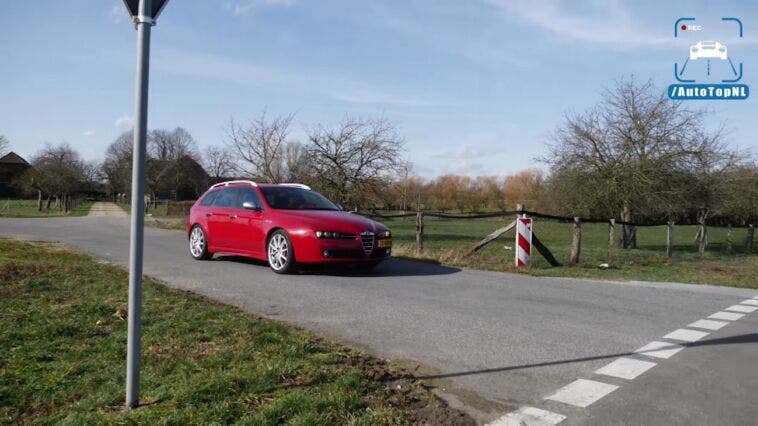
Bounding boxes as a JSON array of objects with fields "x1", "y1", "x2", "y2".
[{"x1": 242, "y1": 201, "x2": 261, "y2": 211}]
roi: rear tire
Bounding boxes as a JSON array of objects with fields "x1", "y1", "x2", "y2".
[
  {"x1": 189, "y1": 225, "x2": 213, "y2": 260},
  {"x1": 267, "y1": 230, "x2": 296, "y2": 274}
]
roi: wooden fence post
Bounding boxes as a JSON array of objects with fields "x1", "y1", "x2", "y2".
[
  {"x1": 416, "y1": 211, "x2": 424, "y2": 255},
  {"x1": 726, "y1": 223, "x2": 733, "y2": 254},
  {"x1": 747, "y1": 224, "x2": 755, "y2": 253},
  {"x1": 607, "y1": 219, "x2": 615, "y2": 265},
  {"x1": 570, "y1": 217, "x2": 581, "y2": 265},
  {"x1": 666, "y1": 221, "x2": 674, "y2": 258}
]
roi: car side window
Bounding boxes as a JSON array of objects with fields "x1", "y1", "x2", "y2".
[
  {"x1": 235, "y1": 188, "x2": 262, "y2": 209},
  {"x1": 200, "y1": 190, "x2": 219, "y2": 206},
  {"x1": 212, "y1": 188, "x2": 238, "y2": 208}
]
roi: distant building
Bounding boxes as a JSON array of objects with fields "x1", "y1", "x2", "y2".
[{"x1": 0, "y1": 152, "x2": 30, "y2": 197}]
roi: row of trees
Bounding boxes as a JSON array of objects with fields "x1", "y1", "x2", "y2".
[
  {"x1": 17, "y1": 143, "x2": 100, "y2": 211},
  {"x1": 7, "y1": 78, "x2": 757, "y2": 236},
  {"x1": 103, "y1": 127, "x2": 209, "y2": 201}
]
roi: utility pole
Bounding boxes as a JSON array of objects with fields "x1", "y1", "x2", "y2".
[{"x1": 121, "y1": 0, "x2": 169, "y2": 409}]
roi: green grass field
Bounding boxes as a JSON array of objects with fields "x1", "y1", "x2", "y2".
[
  {"x1": 384, "y1": 216, "x2": 758, "y2": 289},
  {"x1": 0, "y1": 199, "x2": 93, "y2": 218},
  {"x1": 0, "y1": 239, "x2": 462, "y2": 424}
]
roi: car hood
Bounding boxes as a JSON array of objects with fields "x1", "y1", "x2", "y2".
[{"x1": 276, "y1": 210, "x2": 388, "y2": 233}]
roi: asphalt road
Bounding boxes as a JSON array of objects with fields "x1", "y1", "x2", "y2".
[{"x1": 1, "y1": 212, "x2": 756, "y2": 425}]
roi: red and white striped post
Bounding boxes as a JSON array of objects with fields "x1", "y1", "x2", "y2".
[{"x1": 515, "y1": 214, "x2": 533, "y2": 268}]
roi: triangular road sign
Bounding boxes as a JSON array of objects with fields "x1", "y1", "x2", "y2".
[{"x1": 122, "y1": 0, "x2": 169, "y2": 21}]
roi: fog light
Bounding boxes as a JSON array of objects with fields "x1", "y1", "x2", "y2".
[{"x1": 322, "y1": 250, "x2": 331, "y2": 258}]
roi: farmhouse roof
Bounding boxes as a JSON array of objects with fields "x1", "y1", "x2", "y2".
[{"x1": 0, "y1": 152, "x2": 29, "y2": 165}]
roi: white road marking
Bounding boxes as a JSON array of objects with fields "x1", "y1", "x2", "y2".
[
  {"x1": 545, "y1": 379, "x2": 619, "y2": 408},
  {"x1": 634, "y1": 341, "x2": 685, "y2": 359},
  {"x1": 663, "y1": 328, "x2": 709, "y2": 342},
  {"x1": 709, "y1": 311, "x2": 745, "y2": 321},
  {"x1": 488, "y1": 407, "x2": 566, "y2": 426},
  {"x1": 740, "y1": 299, "x2": 758, "y2": 306},
  {"x1": 595, "y1": 357, "x2": 657, "y2": 380},
  {"x1": 688, "y1": 319, "x2": 729, "y2": 331},
  {"x1": 725, "y1": 304, "x2": 757, "y2": 313}
]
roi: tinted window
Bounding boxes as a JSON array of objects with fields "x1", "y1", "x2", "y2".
[
  {"x1": 212, "y1": 188, "x2": 239, "y2": 208},
  {"x1": 235, "y1": 188, "x2": 262, "y2": 209},
  {"x1": 200, "y1": 190, "x2": 219, "y2": 206},
  {"x1": 260, "y1": 187, "x2": 338, "y2": 210}
]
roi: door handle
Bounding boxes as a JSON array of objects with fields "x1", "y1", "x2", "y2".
[
  {"x1": 205, "y1": 213, "x2": 212, "y2": 217},
  {"x1": 229, "y1": 214, "x2": 237, "y2": 219}
]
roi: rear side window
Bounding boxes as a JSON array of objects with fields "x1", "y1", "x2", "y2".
[
  {"x1": 200, "y1": 190, "x2": 219, "y2": 206},
  {"x1": 212, "y1": 188, "x2": 239, "y2": 207}
]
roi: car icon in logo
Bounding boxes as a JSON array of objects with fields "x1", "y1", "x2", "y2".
[{"x1": 690, "y1": 40, "x2": 728, "y2": 60}]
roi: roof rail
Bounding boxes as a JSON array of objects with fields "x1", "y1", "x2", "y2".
[
  {"x1": 210, "y1": 180, "x2": 258, "y2": 189},
  {"x1": 278, "y1": 183, "x2": 311, "y2": 190}
]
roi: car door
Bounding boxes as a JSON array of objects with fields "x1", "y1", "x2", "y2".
[
  {"x1": 208, "y1": 187, "x2": 239, "y2": 250},
  {"x1": 229, "y1": 187, "x2": 266, "y2": 255}
]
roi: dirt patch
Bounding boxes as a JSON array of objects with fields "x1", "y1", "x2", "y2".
[
  {"x1": 343, "y1": 354, "x2": 476, "y2": 425},
  {"x1": 0, "y1": 262, "x2": 49, "y2": 282}
]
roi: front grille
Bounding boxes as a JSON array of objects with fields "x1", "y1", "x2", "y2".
[{"x1": 360, "y1": 232, "x2": 374, "y2": 255}]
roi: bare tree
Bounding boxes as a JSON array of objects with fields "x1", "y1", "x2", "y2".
[
  {"x1": 0, "y1": 135, "x2": 9, "y2": 157},
  {"x1": 102, "y1": 131, "x2": 134, "y2": 198},
  {"x1": 20, "y1": 143, "x2": 86, "y2": 211},
  {"x1": 543, "y1": 78, "x2": 726, "y2": 248},
  {"x1": 149, "y1": 127, "x2": 198, "y2": 161},
  {"x1": 307, "y1": 117, "x2": 404, "y2": 209},
  {"x1": 203, "y1": 145, "x2": 235, "y2": 184},
  {"x1": 226, "y1": 112, "x2": 294, "y2": 183}
]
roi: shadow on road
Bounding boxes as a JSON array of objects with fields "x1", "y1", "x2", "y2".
[
  {"x1": 213, "y1": 256, "x2": 461, "y2": 277},
  {"x1": 414, "y1": 333, "x2": 758, "y2": 381}
]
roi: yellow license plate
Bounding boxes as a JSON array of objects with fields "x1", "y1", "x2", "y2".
[{"x1": 378, "y1": 239, "x2": 392, "y2": 248}]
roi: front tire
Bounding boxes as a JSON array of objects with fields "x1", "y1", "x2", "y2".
[
  {"x1": 267, "y1": 230, "x2": 295, "y2": 274},
  {"x1": 189, "y1": 225, "x2": 213, "y2": 260}
]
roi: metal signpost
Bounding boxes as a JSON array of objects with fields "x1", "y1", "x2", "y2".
[{"x1": 121, "y1": 0, "x2": 169, "y2": 409}]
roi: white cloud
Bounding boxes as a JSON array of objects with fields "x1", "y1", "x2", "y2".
[
  {"x1": 432, "y1": 145, "x2": 505, "y2": 160},
  {"x1": 110, "y1": 3, "x2": 127, "y2": 24},
  {"x1": 83, "y1": 130, "x2": 96, "y2": 137},
  {"x1": 153, "y1": 48, "x2": 441, "y2": 107},
  {"x1": 114, "y1": 115, "x2": 134, "y2": 129},
  {"x1": 225, "y1": 0, "x2": 295, "y2": 16},
  {"x1": 486, "y1": 0, "x2": 670, "y2": 50}
]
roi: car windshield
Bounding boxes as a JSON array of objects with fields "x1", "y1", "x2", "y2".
[{"x1": 260, "y1": 186, "x2": 339, "y2": 210}]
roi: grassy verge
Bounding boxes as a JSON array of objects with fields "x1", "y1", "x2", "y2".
[
  {"x1": 0, "y1": 199, "x2": 93, "y2": 218},
  {"x1": 385, "y1": 216, "x2": 758, "y2": 289},
  {"x1": 117, "y1": 203, "x2": 170, "y2": 217},
  {"x1": 0, "y1": 239, "x2": 468, "y2": 424},
  {"x1": 116, "y1": 203, "x2": 187, "y2": 231}
]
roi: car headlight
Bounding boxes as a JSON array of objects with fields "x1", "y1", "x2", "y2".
[
  {"x1": 316, "y1": 231, "x2": 351, "y2": 239},
  {"x1": 378, "y1": 230, "x2": 391, "y2": 238}
]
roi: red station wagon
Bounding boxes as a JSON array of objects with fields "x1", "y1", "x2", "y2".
[{"x1": 187, "y1": 180, "x2": 392, "y2": 273}]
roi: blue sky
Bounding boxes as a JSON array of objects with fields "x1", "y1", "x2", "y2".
[{"x1": 2, "y1": 0, "x2": 756, "y2": 177}]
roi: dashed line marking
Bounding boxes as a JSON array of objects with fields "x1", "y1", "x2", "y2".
[
  {"x1": 688, "y1": 319, "x2": 729, "y2": 331},
  {"x1": 663, "y1": 328, "x2": 709, "y2": 342},
  {"x1": 725, "y1": 304, "x2": 757, "y2": 313},
  {"x1": 594, "y1": 357, "x2": 657, "y2": 380},
  {"x1": 708, "y1": 311, "x2": 745, "y2": 321},
  {"x1": 634, "y1": 341, "x2": 685, "y2": 359},
  {"x1": 545, "y1": 379, "x2": 619, "y2": 408},
  {"x1": 488, "y1": 406, "x2": 566, "y2": 426},
  {"x1": 740, "y1": 299, "x2": 758, "y2": 306}
]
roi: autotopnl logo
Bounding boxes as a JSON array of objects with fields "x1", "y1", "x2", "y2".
[{"x1": 669, "y1": 17, "x2": 749, "y2": 100}]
